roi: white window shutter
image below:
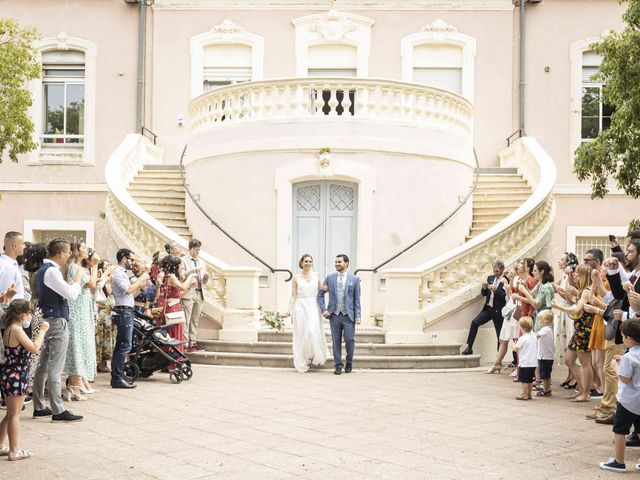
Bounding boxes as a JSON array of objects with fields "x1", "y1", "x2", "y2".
[{"x1": 412, "y1": 67, "x2": 462, "y2": 95}]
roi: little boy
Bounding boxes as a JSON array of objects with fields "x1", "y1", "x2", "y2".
[
  {"x1": 513, "y1": 316, "x2": 537, "y2": 400},
  {"x1": 534, "y1": 310, "x2": 555, "y2": 397},
  {"x1": 599, "y1": 319, "x2": 640, "y2": 473}
]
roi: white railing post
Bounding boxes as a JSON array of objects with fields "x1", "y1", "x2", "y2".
[
  {"x1": 383, "y1": 271, "x2": 428, "y2": 344},
  {"x1": 218, "y1": 269, "x2": 261, "y2": 342}
]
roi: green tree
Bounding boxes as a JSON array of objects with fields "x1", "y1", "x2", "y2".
[
  {"x1": 574, "y1": 0, "x2": 640, "y2": 198},
  {"x1": 0, "y1": 18, "x2": 40, "y2": 163}
]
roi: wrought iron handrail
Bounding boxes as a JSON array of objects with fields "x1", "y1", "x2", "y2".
[
  {"x1": 140, "y1": 126, "x2": 158, "y2": 145},
  {"x1": 506, "y1": 128, "x2": 526, "y2": 147},
  {"x1": 354, "y1": 147, "x2": 480, "y2": 276},
  {"x1": 179, "y1": 145, "x2": 293, "y2": 282}
]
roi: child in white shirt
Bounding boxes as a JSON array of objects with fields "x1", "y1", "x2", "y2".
[
  {"x1": 513, "y1": 316, "x2": 537, "y2": 401},
  {"x1": 534, "y1": 310, "x2": 555, "y2": 397}
]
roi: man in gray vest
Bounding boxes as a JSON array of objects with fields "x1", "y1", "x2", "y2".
[
  {"x1": 181, "y1": 239, "x2": 208, "y2": 352},
  {"x1": 32, "y1": 238, "x2": 84, "y2": 422}
]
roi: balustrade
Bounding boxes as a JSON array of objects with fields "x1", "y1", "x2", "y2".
[{"x1": 188, "y1": 77, "x2": 473, "y2": 137}]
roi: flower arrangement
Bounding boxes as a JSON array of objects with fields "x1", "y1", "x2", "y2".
[{"x1": 262, "y1": 310, "x2": 286, "y2": 331}]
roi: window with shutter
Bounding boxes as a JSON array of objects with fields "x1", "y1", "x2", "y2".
[{"x1": 412, "y1": 67, "x2": 462, "y2": 94}]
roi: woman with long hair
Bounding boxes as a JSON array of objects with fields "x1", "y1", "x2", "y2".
[
  {"x1": 553, "y1": 264, "x2": 594, "y2": 402},
  {"x1": 64, "y1": 241, "x2": 99, "y2": 400},
  {"x1": 487, "y1": 263, "x2": 519, "y2": 374},
  {"x1": 156, "y1": 255, "x2": 195, "y2": 350},
  {"x1": 286, "y1": 254, "x2": 329, "y2": 373},
  {"x1": 23, "y1": 243, "x2": 47, "y2": 389},
  {"x1": 519, "y1": 260, "x2": 555, "y2": 332},
  {"x1": 555, "y1": 252, "x2": 579, "y2": 388},
  {"x1": 95, "y1": 259, "x2": 116, "y2": 373}
]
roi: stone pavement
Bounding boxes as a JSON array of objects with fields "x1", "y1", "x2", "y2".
[{"x1": 4, "y1": 365, "x2": 634, "y2": 479}]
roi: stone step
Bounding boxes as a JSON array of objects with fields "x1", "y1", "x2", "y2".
[
  {"x1": 128, "y1": 183, "x2": 185, "y2": 192},
  {"x1": 139, "y1": 203, "x2": 186, "y2": 213},
  {"x1": 258, "y1": 330, "x2": 385, "y2": 344},
  {"x1": 151, "y1": 211, "x2": 188, "y2": 221},
  {"x1": 475, "y1": 183, "x2": 528, "y2": 190},
  {"x1": 131, "y1": 177, "x2": 184, "y2": 186},
  {"x1": 471, "y1": 201, "x2": 522, "y2": 210},
  {"x1": 473, "y1": 188, "x2": 530, "y2": 195},
  {"x1": 473, "y1": 194, "x2": 529, "y2": 203},
  {"x1": 188, "y1": 351, "x2": 481, "y2": 369},
  {"x1": 132, "y1": 190, "x2": 184, "y2": 199},
  {"x1": 477, "y1": 175, "x2": 526, "y2": 183},
  {"x1": 198, "y1": 340, "x2": 461, "y2": 356},
  {"x1": 472, "y1": 209, "x2": 515, "y2": 217},
  {"x1": 472, "y1": 219, "x2": 505, "y2": 229},
  {"x1": 137, "y1": 169, "x2": 182, "y2": 176}
]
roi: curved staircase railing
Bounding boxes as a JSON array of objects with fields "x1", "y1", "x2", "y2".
[
  {"x1": 382, "y1": 137, "x2": 556, "y2": 343},
  {"x1": 105, "y1": 134, "x2": 262, "y2": 341}
]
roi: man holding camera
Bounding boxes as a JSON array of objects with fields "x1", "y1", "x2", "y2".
[{"x1": 111, "y1": 248, "x2": 150, "y2": 389}]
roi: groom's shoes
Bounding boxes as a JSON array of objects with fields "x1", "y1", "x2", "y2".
[
  {"x1": 334, "y1": 367, "x2": 342, "y2": 375},
  {"x1": 462, "y1": 346, "x2": 473, "y2": 355},
  {"x1": 345, "y1": 364, "x2": 352, "y2": 373}
]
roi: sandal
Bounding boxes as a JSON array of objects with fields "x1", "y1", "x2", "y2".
[
  {"x1": 8, "y1": 449, "x2": 32, "y2": 461},
  {"x1": 535, "y1": 390, "x2": 552, "y2": 397},
  {"x1": 0, "y1": 447, "x2": 9, "y2": 457},
  {"x1": 570, "y1": 396, "x2": 591, "y2": 403},
  {"x1": 563, "y1": 382, "x2": 578, "y2": 390},
  {"x1": 515, "y1": 394, "x2": 530, "y2": 401}
]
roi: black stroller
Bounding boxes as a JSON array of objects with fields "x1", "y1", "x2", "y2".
[{"x1": 123, "y1": 311, "x2": 193, "y2": 384}]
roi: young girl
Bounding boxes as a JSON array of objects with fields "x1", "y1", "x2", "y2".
[
  {"x1": 513, "y1": 316, "x2": 537, "y2": 400},
  {"x1": 0, "y1": 299, "x2": 49, "y2": 461}
]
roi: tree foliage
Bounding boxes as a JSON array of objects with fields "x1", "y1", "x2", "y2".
[
  {"x1": 0, "y1": 18, "x2": 40, "y2": 163},
  {"x1": 574, "y1": 0, "x2": 640, "y2": 198}
]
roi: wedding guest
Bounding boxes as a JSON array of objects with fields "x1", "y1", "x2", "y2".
[
  {"x1": 157, "y1": 256, "x2": 195, "y2": 351},
  {"x1": 111, "y1": 249, "x2": 150, "y2": 389},
  {"x1": 553, "y1": 264, "x2": 594, "y2": 403},
  {"x1": 95, "y1": 260, "x2": 115, "y2": 373},
  {"x1": 181, "y1": 239, "x2": 208, "y2": 352},
  {"x1": 0, "y1": 300, "x2": 49, "y2": 461},
  {"x1": 132, "y1": 259, "x2": 155, "y2": 317},
  {"x1": 32, "y1": 238, "x2": 84, "y2": 422},
  {"x1": 487, "y1": 266, "x2": 518, "y2": 373},
  {"x1": 519, "y1": 260, "x2": 554, "y2": 332},
  {"x1": 598, "y1": 319, "x2": 640, "y2": 473},
  {"x1": 0, "y1": 232, "x2": 25, "y2": 300},
  {"x1": 64, "y1": 242, "x2": 99, "y2": 400},
  {"x1": 555, "y1": 252, "x2": 579, "y2": 389},
  {"x1": 462, "y1": 260, "x2": 506, "y2": 355},
  {"x1": 513, "y1": 317, "x2": 537, "y2": 401},
  {"x1": 534, "y1": 310, "x2": 555, "y2": 397},
  {"x1": 23, "y1": 243, "x2": 47, "y2": 393}
]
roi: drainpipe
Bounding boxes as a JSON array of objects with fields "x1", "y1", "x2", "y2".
[
  {"x1": 519, "y1": 0, "x2": 526, "y2": 133},
  {"x1": 136, "y1": 0, "x2": 147, "y2": 132}
]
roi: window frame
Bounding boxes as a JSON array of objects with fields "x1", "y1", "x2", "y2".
[
  {"x1": 23, "y1": 220, "x2": 95, "y2": 248},
  {"x1": 190, "y1": 20, "x2": 264, "y2": 99},
  {"x1": 29, "y1": 35, "x2": 97, "y2": 165},
  {"x1": 401, "y1": 20, "x2": 476, "y2": 101}
]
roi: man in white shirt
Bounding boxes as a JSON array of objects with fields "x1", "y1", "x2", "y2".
[
  {"x1": 0, "y1": 231, "x2": 25, "y2": 301},
  {"x1": 32, "y1": 238, "x2": 84, "y2": 422},
  {"x1": 181, "y1": 239, "x2": 208, "y2": 352}
]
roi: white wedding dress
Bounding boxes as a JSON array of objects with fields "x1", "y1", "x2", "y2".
[{"x1": 291, "y1": 273, "x2": 328, "y2": 373}]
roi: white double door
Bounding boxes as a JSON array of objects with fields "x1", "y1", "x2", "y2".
[{"x1": 293, "y1": 180, "x2": 358, "y2": 279}]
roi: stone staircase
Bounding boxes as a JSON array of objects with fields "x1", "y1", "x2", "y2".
[
  {"x1": 127, "y1": 168, "x2": 192, "y2": 240},
  {"x1": 467, "y1": 172, "x2": 531, "y2": 240},
  {"x1": 189, "y1": 328, "x2": 481, "y2": 369}
]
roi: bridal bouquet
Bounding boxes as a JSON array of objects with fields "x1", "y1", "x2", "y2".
[{"x1": 262, "y1": 310, "x2": 286, "y2": 331}]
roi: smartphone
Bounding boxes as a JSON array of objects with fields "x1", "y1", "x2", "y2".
[{"x1": 609, "y1": 234, "x2": 616, "y2": 242}]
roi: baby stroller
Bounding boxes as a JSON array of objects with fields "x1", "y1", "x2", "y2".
[{"x1": 123, "y1": 311, "x2": 193, "y2": 384}]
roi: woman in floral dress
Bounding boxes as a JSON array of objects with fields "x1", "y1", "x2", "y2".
[
  {"x1": 95, "y1": 260, "x2": 116, "y2": 373},
  {"x1": 64, "y1": 242, "x2": 99, "y2": 400}
]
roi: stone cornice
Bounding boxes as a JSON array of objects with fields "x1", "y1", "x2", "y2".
[
  {"x1": 153, "y1": 0, "x2": 513, "y2": 11},
  {"x1": 0, "y1": 182, "x2": 108, "y2": 193}
]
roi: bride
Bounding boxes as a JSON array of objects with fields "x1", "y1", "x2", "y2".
[{"x1": 286, "y1": 254, "x2": 329, "y2": 373}]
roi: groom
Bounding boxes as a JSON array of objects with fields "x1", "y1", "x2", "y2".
[{"x1": 318, "y1": 254, "x2": 361, "y2": 375}]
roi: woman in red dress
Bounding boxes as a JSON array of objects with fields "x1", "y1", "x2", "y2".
[{"x1": 156, "y1": 255, "x2": 195, "y2": 351}]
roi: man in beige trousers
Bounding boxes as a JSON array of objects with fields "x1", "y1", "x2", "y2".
[{"x1": 181, "y1": 239, "x2": 208, "y2": 352}]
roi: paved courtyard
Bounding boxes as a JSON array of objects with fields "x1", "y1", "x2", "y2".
[{"x1": 5, "y1": 365, "x2": 633, "y2": 479}]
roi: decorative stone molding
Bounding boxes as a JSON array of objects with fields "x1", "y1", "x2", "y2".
[
  {"x1": 214, "y1": 19, "x2": 244, "y2": 35},
  {"x1": 291, "y1": 9, "x2": 374, "y2": 77},
  {"x1": 153, "y1": 1, "x2": 514, "y2": 11},
  {"x1": 422, "y1": 18, "x2": 457, "y2": 34},
  {"x1": 401, "y1": 20, "x2": 476, "y2": 101},
  {"x1": 190, "y1": 21, "x2": 264, "y2": 98},
  {"x1": 55, "y1": 31, "x2": 70, "y2": 49}
]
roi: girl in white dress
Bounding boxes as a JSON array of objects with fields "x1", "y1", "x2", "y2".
[{"x1": 286, "y1": 255, "x2": 329, "y2": 373}]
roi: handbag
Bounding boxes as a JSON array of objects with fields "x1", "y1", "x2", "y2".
[
  {"x1": 604, "y1": 299, "x2": 624, "y2": 341},
  {"x1": 501, "y1": 298, "x2": 517, "y2": 319},
  {"x1": 164, "y1": 310, "x2": 186, "y2": 326}
]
